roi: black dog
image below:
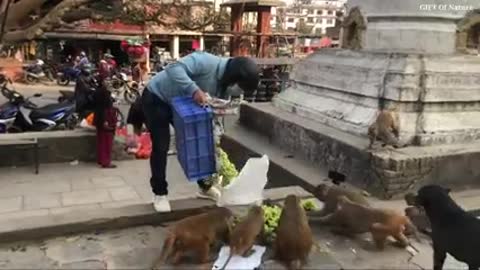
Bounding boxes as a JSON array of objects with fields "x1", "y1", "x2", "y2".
[{"x1": 414, "y1": 185, "x2": 480, "y2": 270}]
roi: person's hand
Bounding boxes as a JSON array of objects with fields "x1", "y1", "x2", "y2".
[{"x1": 193, "y1": 89, "x2": 208, "y2": 107}]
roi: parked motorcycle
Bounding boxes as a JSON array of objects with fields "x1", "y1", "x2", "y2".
[
  {"x1": 56, "y1": 66, "x2": 82, "y2": 86},
  {"x1": 0, "y1": 76, "x2": 19, "y2": 133},
  {"x1": 109, "y1": 72, "x2": 140, "y2": 104},
  {"x1": 23, "y1": 60, "x2": 49, "y2": 84},
  {"x1": 0, "y1": 86, "x2": 78, "y2": 132}
]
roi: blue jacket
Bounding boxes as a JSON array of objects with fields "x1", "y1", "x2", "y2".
[{"x1": 146, "y1": 52, "x2": 230, "y2": 104}]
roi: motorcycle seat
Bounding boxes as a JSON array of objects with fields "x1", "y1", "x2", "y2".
[{"x1": 30, "y1": 102, "x2": 75, "y2": 119}]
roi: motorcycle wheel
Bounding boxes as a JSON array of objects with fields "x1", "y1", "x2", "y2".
[
  {"x1": 124, "y1": 88, "x2": 140, "y2": 104},
  {"x1": 65, "y1": 115, "x2": 78, "y2": 130},
  {"x1": 57, "y1": 76, "x2": 70, "y2": 86},
  {"x1": 45, "y1": 70, "x2": 55, "y2": 81},
  {"x1": 6, "y1": 126, "x2": 22, "y2": 133},
  {"x1": 26, "y1": 75, "x2": 37, "y2": 84},
  {"x1": 111, "y1": 79, "x2": 122, "y2": 90}
]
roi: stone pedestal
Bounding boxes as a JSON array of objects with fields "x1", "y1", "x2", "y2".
[
  {"x1": 236, "y1": 0, "x2": 480, "y2": 198},
  {"x1": 274, "y1": 49, "x2": 480, "y2": 146}
]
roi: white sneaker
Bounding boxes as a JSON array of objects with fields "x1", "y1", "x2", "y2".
[
  {"x1": 196, "y1": 186, "x2": 221, "y2": 201},
  {"x1": 153, "y1": 195, "x2": 171, "y2": 212}
]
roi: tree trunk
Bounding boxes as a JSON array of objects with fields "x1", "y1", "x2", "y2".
[
  {"x1": 0, "y1": 0, "x2": 48, "y2": 29},
  {"x1": 2, "y1": 0, "x2": 95, "y2": 43}
]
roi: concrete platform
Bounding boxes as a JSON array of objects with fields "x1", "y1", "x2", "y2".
[
  {"x1": 0, "y1": 130, "x2": 136, "y2": 168},
  {"x1": 230, "y1": 102, "x2": 480, "y2": 198}
]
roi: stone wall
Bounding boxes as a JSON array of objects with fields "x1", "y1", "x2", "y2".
[{"x1": 0, "y1": 130, "x2": 134, "y2": 168}]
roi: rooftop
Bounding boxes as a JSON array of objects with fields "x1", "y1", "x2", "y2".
[{"x1": 221, "y1": 0, "x2": 286, "y2": 8}]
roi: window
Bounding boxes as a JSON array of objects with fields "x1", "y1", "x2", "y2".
[
  {"x1": 317, "y1": 18, "x2": 322, "y2": 23},
  {"x1": 317, "y1": 10, "x2": 322, "y2": 15},
  {"x1": 308, "y1": 9, "x2": 314, "y2": 14},
  {"x1": 288, "y1": 18, "x2": 295, "y2": 23},
  {"x1": 327, "y1": 19, "x2": 334, "y2": 24},
  {"x1": 287, "y1": 27, "x2": 295, "y2": 31},
  {"x1": 307, "y1": 17, "x2": 314, "y2": 23},
  {"x1": 328, "y1": 10, "x2": 334, "y2": 15}
]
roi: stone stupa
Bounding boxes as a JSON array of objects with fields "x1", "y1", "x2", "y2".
[{"x1": 238, "y1": 0, "x2": 480, "y2": 198}]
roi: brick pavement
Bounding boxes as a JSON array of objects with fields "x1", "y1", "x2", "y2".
[{"x1": 0, "y1": 158, "x2": 198, "y2": 222}]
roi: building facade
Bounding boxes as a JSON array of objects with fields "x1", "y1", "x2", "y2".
[{"x1": 272, "y1": 0, "x2": 346, "y2": 35}]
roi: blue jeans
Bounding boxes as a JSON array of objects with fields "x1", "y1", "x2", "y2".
[{"x1": 141, "y1": 88, "x2": 210, "y2": 196}]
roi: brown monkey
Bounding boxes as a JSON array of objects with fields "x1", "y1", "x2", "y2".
[
  {"x1": 220, "y1": 205, "x2": 264, "y2": 270},
  {"x1": 155, "y1": 207, "x2": 233, "y2": 266},
  {"x1": 309, "y1": 183, "x2": 370, "y2": 218},
  {"x1": 316, "y1": 196, "x2": 420, "y2": 250},
  {"x1": 368, "y1": 109, "x2": 401, "y2": 149},
  {"x1": 275, "y1": 195, "x2": 313, "y2": 270}
]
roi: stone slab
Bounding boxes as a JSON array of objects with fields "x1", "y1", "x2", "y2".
[
  {"x1": 0, "y1": 196, "x2": 23, "y2": 214},
  {"x1": 234, "y1": 102, "x2": 480, "y2": 198},
  {"x1": 24, "y1": 194, "x2": 61, "y2": 210},
  {"x1": 61, "y1": 189, "x2": 112, "y2": 206},
  {"x1": 108, "y1": 186, "x2": 140, "y2": 201}
]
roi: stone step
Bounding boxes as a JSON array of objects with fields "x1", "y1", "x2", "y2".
[{"x1": 221, "y1": 120, "x2": 368, "y2": 196}]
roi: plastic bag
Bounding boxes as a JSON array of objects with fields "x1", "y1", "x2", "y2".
[
  {"x1": 135, "y1": 132, "x2": 152, "y2": 159},
  {"x1": 217, "y1": 155, "x2": 269, "y2": 207}
]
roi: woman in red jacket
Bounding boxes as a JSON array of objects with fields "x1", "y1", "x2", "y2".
[{"x1": 93, "y1": 83, "x2": 117, "y2": 168}]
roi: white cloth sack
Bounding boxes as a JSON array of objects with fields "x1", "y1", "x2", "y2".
[
  {"x1": 212, "y1": 245, "x2": 266, "y2": 270},
  {"x1": 217, "y1": 155, "x2": 269, "y2": 207}
]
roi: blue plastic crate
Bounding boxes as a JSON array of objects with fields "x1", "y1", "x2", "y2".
[{"x1": 171, "y1": 96, "x2": 216, "y2": 182}]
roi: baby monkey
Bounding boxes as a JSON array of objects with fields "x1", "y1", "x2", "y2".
[{"x1": 368, "y1": 109, "x2": 402, "y2": 149}]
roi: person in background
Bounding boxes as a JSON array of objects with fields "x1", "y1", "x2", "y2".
[
  {"x1": 98, "y1": 54, "x2": 111, "y2": 81},
  {"x1": 128, "y1": 51, "x2": 260, "y2": 212},
  {"x1": 132, "y1": 62, "x2": 148, "y2": 86},
  {"x1": 93, "y1": 82, "x2": 117, "y2": 169},
  {"x1": 105, "y1": 54, "x2": 117, "y2": 70},
  {"x1": 74, "y1": 64, "x2": 96, "y2": 119},
  {"x1": 75, "y1": 51, "x2": 90, "y2": 70}
]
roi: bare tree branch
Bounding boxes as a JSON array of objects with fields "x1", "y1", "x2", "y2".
[{"x1": 2, "y1": 0, "x2": 96, "y2": 43}]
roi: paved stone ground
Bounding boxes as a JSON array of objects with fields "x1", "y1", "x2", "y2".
[
  {"x1": 0, "y1": 158, "x2": 198, "y2": 222},
  {"x1": 0, "y1": 222, "x2": 467, "y2": 270}
]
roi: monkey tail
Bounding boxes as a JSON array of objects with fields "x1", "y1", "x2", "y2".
[{"x1": 156, "y1": 232, "x2": 176, "y2": 267}]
